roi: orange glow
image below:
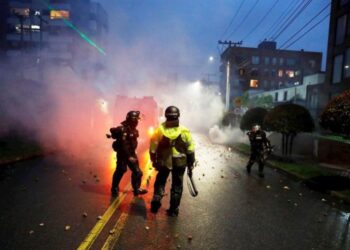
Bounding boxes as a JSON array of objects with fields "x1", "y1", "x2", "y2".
[
  {"x1": 109, "y1": 151, "x2": 116, "y2": 171},
  {"x1": 147, "y1": 126, "x2": 155, "y2": 137}
]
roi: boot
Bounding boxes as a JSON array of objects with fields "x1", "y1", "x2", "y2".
[
  {"x1": 151, "y1": 200, "x2": 161, "y2": 214},
  {"x1": 166, "y1": 207, "x2": 179, "y2": 217},
  {"x1": 111, "y1": 187, "x2": 119, "y2": 196}
]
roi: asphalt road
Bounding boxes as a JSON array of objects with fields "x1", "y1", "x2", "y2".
[{"x1": 0, "y1": 134, "x2": 349, "y2": 250}]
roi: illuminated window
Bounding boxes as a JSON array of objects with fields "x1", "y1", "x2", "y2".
[
  {"x1": 250, "y1": 79, "x2": 258, "y2": 88},
  {"x1": 50, "y1": 10, "x2": 70, "y2": 19},
  {"x1": 11, "y1": 8, "x2": 30, "y2": 16},
  {"x1": 285, "y1": 70, "x2": 294, "y2": 78},
  {"x1": 278, "y1": 70, "x2": 283, "y2": 77}
]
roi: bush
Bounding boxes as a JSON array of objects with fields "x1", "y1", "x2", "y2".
[{"x1": 320, "y1": 89, "x2": 350, "y2": 137}]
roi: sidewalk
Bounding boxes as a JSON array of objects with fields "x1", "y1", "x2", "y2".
[{"x1": 230, "y1": 142, "x2": 350, "y2": 204}]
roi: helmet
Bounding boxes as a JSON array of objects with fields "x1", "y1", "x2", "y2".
[
  {"x1": 165, "y1": 106, "x2": 180, "y2": 120},
  {"x1": 252, "y1": 124, "x2": 261, "y2": 132},
  {"x1": 126, "y1": 110, "x2": 140, "y2": 122}
]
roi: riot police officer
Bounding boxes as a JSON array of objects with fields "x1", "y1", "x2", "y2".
[
  {"x1": 107, "y1": 111, "x2": 148, "y2": 196},
  {"x1": 246, "y1": 124, "x2": 271, "y2": 178},
  {"x1": 149, "y1": 106, "x2": 195, "y2": 216}
]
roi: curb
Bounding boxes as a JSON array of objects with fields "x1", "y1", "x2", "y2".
[
  {"x1": 231, "y1": 145, "x2": 350, "y2": 204},
  {"x1": 0, "y1": 150, "x2": 55, "y2": 167}
]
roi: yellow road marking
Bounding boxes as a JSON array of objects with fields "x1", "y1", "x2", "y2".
[
  {"x1": 99, "y1": 169, "x2": 154, "y2": 250},
  {"x1": 78, "y1": 153, "x2": 154, "y2": 250},
  {"x1": 101, "y1": 213, "x2": 129, "y2": 250},
  {"x1": 77, "y1": 183, "x2": 131, "y2": 250}
]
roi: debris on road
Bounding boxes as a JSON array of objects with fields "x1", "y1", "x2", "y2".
[
  {"x1": 83, "y1": 212, "x2": 88, "y2": 218},
  {"x1": 145, "y1": 226, "x2": 150, "y2": 230},
  {"x1": 298, "y1": 193, "x2": 303, "y2": 197},
  {"x1": 39, "y1": 223, "x2": 44, "y2": 227},
  {"x1": 65, "y1": 225, "x2": 71, "y2": 231},
  {"x1": 29, "y1": 230, "x2": 34, "y2": 235},
  {"x1": 283, "y1": 186, "x2": 290, "y2": 191},
  {"x1": 266, "y1": 185, "x2": 271, "y2": 189},
  {"x1": 321, "y1": 198, "x2": 326, "y2": 202},
  {"x1": 97, "y1": 215, "x2": 102, "y2": 220},
  {"x1": 109, "y1": 229, "x2": 116, "y2": 234},
  {"x1": 187, "y1": 234, "x2": 193, "y2": 241}
]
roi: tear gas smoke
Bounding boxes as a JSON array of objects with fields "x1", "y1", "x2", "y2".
[{"x1": 209, "y1": 125, "x2": 248, "y2": 145}]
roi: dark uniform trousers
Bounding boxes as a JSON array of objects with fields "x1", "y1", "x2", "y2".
[
  {"x1": 247, "y1": 150, "x2": 265, "y2": 173},
  {"x1": 112, "y1": 151, "x2": 143, "y2": 192},
  {"x1": 153, "y1": 166, "x2": 186, "y2": 209}
]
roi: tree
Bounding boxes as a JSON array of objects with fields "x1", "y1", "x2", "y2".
[
  {"x1": 320, "y1": 89, "x2": 350, "y2": 137},
  {"x1": 240, "y1": 107, "x2": 268, "y2": 131},
  {"x1": 264, "y1": 104, "x2": 314, "y2": 155}
]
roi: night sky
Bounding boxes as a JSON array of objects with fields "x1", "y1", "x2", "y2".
[{"x1": 97, "y1": 0, "x2": 330, "y2": 81}]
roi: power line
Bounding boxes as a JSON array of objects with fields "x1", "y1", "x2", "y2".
[
  {"x1": 242, "y1": 0, "x2": 280, "y2": 41},
  {"x1": 264, "y1": 0, "x2": 296, "y2": 39},
  {"x1": 279, "y1": 2, "x2": 330, "y2": 49},
  {"x1": 269, "y1": 0, "x2": 306, "y2": 40},
  {"x1": 221, "y1": 0, "x2": 245, "y2": 39},
  {"x1": 227, "y1": 0, "x2": 260, "y2": 39},
  {"x1": 282, "y1": 13, "x2": 330, "y2": 50},
  {"x1": 272, "y1": 0, "x2": 313, "y2": 41}
]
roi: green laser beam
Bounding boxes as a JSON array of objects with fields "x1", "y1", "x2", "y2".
[{"x1": 41, "y1": 0, "x2": 106, "y2": 55}]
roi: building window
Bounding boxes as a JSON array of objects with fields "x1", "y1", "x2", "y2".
[
  {"x1": 250, "y1": 79, "x2": 259, "y2": 88},
  {"x1": 275, "y1": 92, "x2": 278, "y2": 101},
  {"x1": 272, "y1": 57, "x2": 277, "y2": 65},
  {"x1": 11, "y1": 8, "x2": 30, "y2": 17},
  {"x1": 278, "y1": 69, "x2": 283, "y2": 77},
  {"x1": 332, "y1": 54, "x2": 343, "y2": 83},
  {"x1": 344, "y1": 48, "x2": 350, "y2": 78},
  {"x1": 285, "y1": 70, "x2": 295, "y2": 78},
  {"x1": 252, "y1": 56, "x2": 260, "y2": 65},
  {"x1": 50, "y1": 10, "x2": 70, "y2": 19},
  {"x1": 264, "y1": 57, "x2": 270, "y2": 65},
  {"x1": 283, "y1": 91, "x2": 288, "y2": 101},
  {"x1": 271, "y1": 69, "x2": 276, "y2": 77},
  {"x1": 263, "y1": 80, "x2": 268, "y2": 89},
  {"x1": 270, "y1": 80, "x2": 275, "y2": 89},
  {"x1": 264, "y1": 69, "x2": 269, "y2": 77},
  {"x1": 336, "y1": 15, "x2": 347, "y2": 45},
  {"x1": 279, "y1": 58, "x2": 284, "y2": 65},
  {"x1": 251, "y1": 68, "x2": 259, "y2": 77},
  {"x1": 239, "y1": 68, "x2": 245, "y2": 76},
  {"x1": 286, "y1": 58, "x2": 296, "y2": 66},
  {"x1": 295, "y1": 70, "x2": 301, "y2": 76}
]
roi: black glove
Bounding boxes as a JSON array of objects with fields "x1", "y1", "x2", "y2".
[{"x1": 186, "y1": 152, "x2": 195, "y2": 167}]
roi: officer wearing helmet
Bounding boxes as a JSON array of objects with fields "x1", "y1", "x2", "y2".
[
  {"x1": 246, "y1": 124, "x2": 271, "y2": 177},
  {"x1": 107, "y1": 111, "x2": 147, "y2": 196},
  {"x1": 149, "y1": 106, "x2": 195, "y2": 216}
]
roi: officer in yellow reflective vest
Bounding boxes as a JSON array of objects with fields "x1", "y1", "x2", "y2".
[{"x1": 150, "y1": 106, "x2": 195, "y2": 216}]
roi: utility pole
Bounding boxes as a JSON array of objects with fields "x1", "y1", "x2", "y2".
[
  {"x1": 218, "y1": 40, "x2": 242, "y2": 111},
  {"x1": 225, "y1": 61, "x2": 230, "y2": 111}
]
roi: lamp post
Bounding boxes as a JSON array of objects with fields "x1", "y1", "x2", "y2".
[{"x1": 225, "y1": 61, "x2": 230, "y2": 111}]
